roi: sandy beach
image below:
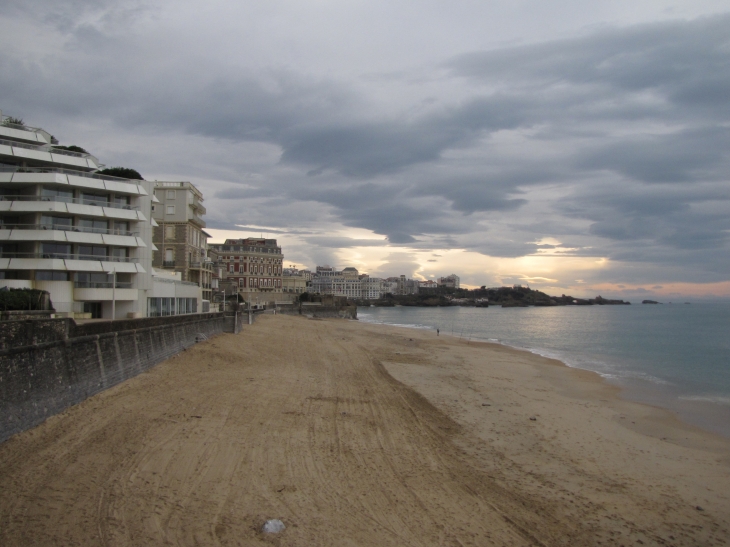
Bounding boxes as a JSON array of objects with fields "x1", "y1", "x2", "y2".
[{"x1": 1, "y1": 314, "x2": 728, "y2": 546}]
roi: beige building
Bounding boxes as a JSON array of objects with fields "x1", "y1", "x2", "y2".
[
  {"x1": 283, "y1": 273, "x2": 308, "y2": 295},
  {"x1": 151, "y1": 181, "x2": 212, "y2": 301}
]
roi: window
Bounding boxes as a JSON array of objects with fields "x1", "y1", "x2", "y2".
[
  {"x1": 113, "y1": 221, "x2": 129, "y2": 235},
  {"x1": 166, "y1": 205, "x2": 175, "y2": 215},
  {"x1": 165, "y1": 225, "x2": 175, "y2": 239},
  {"x1": 75, "y1": 272, "x2": 111, "y2": 287},
  {"x1": 77, "y1": 218, "x2": 108, "y2": 234},
  {"x1": 41, "y1": 187, "x2": 74, "y2": 203},
  {"x1": 110, "y1": 247, "x2": 128, "y2": 261},
  {"x1": 166, "y1": 190, "x2": 176, "y2": 199},
  {"x1": 41, "y1": 243, "x2": 71, "y2": 258},
  {"x1": 78, "y1": 245, "x2": 107, "y2": 259},
  {"x1": 35, "y1": 271, "x2": 69, "y2": 281},
  {"x1": 112, "y1": 195, "x2": 130, "y2": 208},
  {"x1": 81, "y1": 192, "x2": 109, "y2": 207},
  {"x1": 40, "y1": 215, "x2": 73, "y2": 229},
  {"x1": 165, "y1": 249, "x2": 173, "y2": 262}
]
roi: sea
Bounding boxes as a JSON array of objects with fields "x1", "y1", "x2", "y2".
[{"x1": 357, "y1": 303, "x2": 730, "y2": 438}]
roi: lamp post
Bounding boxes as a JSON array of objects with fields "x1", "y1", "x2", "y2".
[{"x1": 107, "y1": 269, "x2": 116, "y2": 320}]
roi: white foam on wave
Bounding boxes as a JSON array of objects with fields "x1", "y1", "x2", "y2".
[
  {"x1": 357, "y1": 314, "x2": 433, "y2": 330},
  {"x1": 469, "y1": 335, "x2": 672, "y2": 386},
  {"x1": 679, "y1": 395, "x2": 730, "y2": 406}
]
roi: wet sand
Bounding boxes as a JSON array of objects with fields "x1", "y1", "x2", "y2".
[{"x1": 0, "y1": 314, "x2": 728, "y2": 546}]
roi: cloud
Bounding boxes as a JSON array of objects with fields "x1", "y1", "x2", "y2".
[{"x1": 1, "y1": 5, "x2": 729, "y2": 294}]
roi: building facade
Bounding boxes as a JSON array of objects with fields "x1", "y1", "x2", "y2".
[
  {"x1": 438, "y1": 274, "x2": 461, "y2": 289},
  {"x1": 151, "y1": 181, "x2": 212, "y2": 301},
  {"x1": 0, "y1": 110, "x2": 155, "y2": 319},
  {"x1": 208, "y1": 238, "x2": 284, "y2": 302},
  {"x1": 310, "y1": 266, "x2": 387, "y2": 300}
]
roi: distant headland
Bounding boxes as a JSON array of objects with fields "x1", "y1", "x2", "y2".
[{"x1": 355, "y1": 285, "x2": 631, "y2": 308}]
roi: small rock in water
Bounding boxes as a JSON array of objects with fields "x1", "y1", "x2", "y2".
[
  {"x1": 696, "y1": 506, "x2": 704, "y2": 511},
  {"x1": 262, "y1": 519, "x2": 286, "y2": 533},
  {"x1": 529, "y1": 416, "x2": 537, "y2": 421},
  {"x1": 482, "y1": 403, "x2": 491, "y2": 406}
]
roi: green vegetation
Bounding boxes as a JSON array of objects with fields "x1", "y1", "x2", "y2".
[
  {"x1": 96, "y1": 167, "x2": 144, "y2": 180},
  {"x1": 359, "y1": 285, "x2": 630, "y2": 307},
  {"x1": 53, "y1": 145, "x2": 88, "y2": 154},
  {"x1": 1, "y1": 117, "x2": 25, "y2": 127},
  {"x1": 0, "y1": 288, "x2": 54, "y2": 311}
]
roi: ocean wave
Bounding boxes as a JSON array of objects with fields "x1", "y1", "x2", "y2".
[
  {"x1": 470, "y1": 336, "x2": 672, "y2": 386},
  {"x1": 679, "y1": 395, "x2": 730, "y2": 406},
  {"x1": 357, "y1": 315, "x2": 433, "y2": 330}
]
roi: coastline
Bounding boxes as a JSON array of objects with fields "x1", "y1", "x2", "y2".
[
  {"x1": 357, "y1": 304, "x2": 730, "y2": 440},
  {"x1": 1, "y1": 314, "x2": 728, "y2": 545}
]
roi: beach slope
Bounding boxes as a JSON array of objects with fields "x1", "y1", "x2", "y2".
[{"x1": 0, "y1": 314, "x2": 728, "y2": 546}]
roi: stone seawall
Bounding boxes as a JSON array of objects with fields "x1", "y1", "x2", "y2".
[{"x1": 0, "y1": 312, "x2": 243, "y2": 444}]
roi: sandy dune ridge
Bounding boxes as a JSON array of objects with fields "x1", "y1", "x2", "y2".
[{"x1": 0, "y1": 314, "x2": 728, "y2": 546}]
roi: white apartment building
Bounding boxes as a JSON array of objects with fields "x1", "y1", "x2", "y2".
[
  {"x1": 310, "y1": 266, "x2": 387, "y2": 300},
  {"x1": 0, "y1": 110, "x2": 156, "y2": 319},
  {"x1": 360, "y1": 275, "x2": 384, "y2": 299},
  {"x1": 438, "y1": 274, "x2": 461, "y2": 289}
]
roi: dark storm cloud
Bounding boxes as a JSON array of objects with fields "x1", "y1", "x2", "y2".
[
  {"x1": 448, "y1": 14, "x2": 730, "y2": 101},
  {"x1": 303, "y1": 237, "x2": 387, "y2": 249},
  {"x1": 575, "y1": 127, "x2": 730, "y2": 184},
  {"x1": 1, "y1": 5, "x2": 729, "y2": 285}
]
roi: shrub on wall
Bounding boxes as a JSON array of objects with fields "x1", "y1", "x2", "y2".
[{"x1": 0, "y1": 288, "x2": 54, "y2": 311}]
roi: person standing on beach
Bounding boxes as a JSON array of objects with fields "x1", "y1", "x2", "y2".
[{"x1": 437, "y1": 328, "x2": 439, "y2": 336}]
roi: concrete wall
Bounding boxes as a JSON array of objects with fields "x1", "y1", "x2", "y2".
[
  {"x1": 0, "y1": 312, "x2": 243, "y2": 444},
  {"x1": 276, "y1": 304, "x2": 357, "y2": 320}
]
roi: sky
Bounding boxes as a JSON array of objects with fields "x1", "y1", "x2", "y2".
[{"x1": 2, "y1": 0, "x2": 729, "y2": 300}]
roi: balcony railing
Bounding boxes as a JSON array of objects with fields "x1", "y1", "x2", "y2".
[
  {"x1": 0, "y1": 223, "x2": 138, "y2": 237},
  {"x1": 162, "y1": 260, "x2": 175, "y2": 267},
  {"x1": 0, "y1": 138, "x2": 92, "y2": 159},
  {"x1": 0, "y1": 165, "x2": 141, "y2": 184},
  {"x1": 0, "y1": 194, "x2": 138, "y2": 211},
  {"x1": 74, "y1": 281, "x2": 134, "y2": 289},
  {"x1": 0, "y1": 252, "x2": 137, "y2": 263},
  {"x1": 189, "y1": 261, "x2": 213, "y2": 269}
]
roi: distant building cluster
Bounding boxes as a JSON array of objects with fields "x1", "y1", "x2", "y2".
[{"x1": 304, "y1": 267, "x2": 461, "y2": 300}]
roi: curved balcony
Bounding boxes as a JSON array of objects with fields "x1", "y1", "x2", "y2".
[
  {"x1": 0, "y1": 252, "x2": 137, "y2": 262},
  {"x1": 0, "y1": 138, "x2": 100, "y2": 170},
  {"x1": 0, "y1": 223, "x2": 138, "y2": 237},
  {"x1": 0, "y1": 228, "x2": 144, "y2": 249},
  {"x1": 0, "y1": 195, "x2": 138, "y2": 211},
  {"x1": 0, "y1": 168, "x2": 148, "y2": 198}
]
